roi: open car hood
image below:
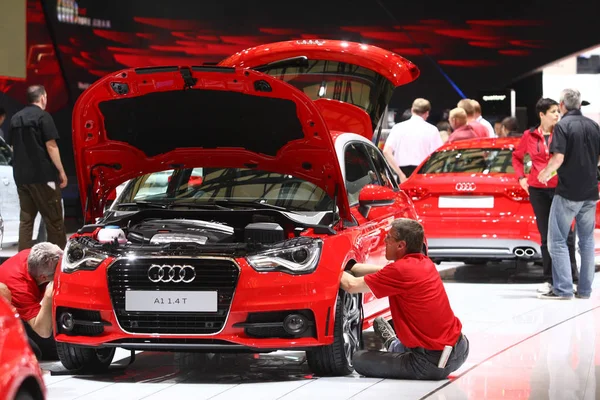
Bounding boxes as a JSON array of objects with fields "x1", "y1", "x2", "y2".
[
  {"x1": 219, "y1": 39, "x2": 419, "y2": 87},
  {"x1": 72, "y1": 66, "x2": 351, "y2": 222},
  {"x1": 219, "y1": 39, "x2": 420, "y2": 131}
]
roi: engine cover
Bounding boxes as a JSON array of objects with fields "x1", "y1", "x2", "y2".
[
  {"x1": 245, "y1": 222, "x2": 285, "y2": 244},
  {"x1": 127, "y1": 219, "x2": 234, "y2": 245}
]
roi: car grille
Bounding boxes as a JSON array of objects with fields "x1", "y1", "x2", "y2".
[{"x1": 107, "y1": 258, "x2": 239, "y2": 334}]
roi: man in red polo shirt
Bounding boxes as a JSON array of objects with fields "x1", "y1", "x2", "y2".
[
  {"x1": 0, "y1": 242, "x2": 63, "y2": 359},
  {"x1": 340, "y1": 218, "x2": 469, "y2": 380}
]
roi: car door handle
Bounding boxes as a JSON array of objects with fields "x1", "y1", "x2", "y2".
[{"x1": 2, "y1": 178, "x2": 9, "y2": 186}]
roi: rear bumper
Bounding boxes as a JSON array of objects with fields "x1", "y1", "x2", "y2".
[{"x1": 427, "y1": 238, "x2": 542, "y2": 262}]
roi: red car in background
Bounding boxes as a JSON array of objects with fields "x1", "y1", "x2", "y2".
[
  {"x1": 401, "y1": 138, "x2": 600, "y2": 265},
  {"x1": 52, "y1": 40, "x2": 421, "y2": 376},
  {"x1": 0, "y1": 298, "x2": 46, "y2": 400}
]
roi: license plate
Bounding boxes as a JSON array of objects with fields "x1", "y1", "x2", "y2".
[
  {"x1": 125, "y1": 291, "x2": 218, "y2": 312},
  {"x1": 438, "y1": 196, "x2": 494, "y2": 209}
]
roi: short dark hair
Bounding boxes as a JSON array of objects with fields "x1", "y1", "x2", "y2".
[
  {"x1": 0, "y1": 108, "x2": 5, "y2": 117},
  {"x1": 26, "y1": 85, "x2": 46, "y2": 104},
  {"x1": 501, "y1": 116, "x2": 519, "y2": 132},
  {"x1": 389, "y1": 218, "x2": 424, "y2": 254},
  {"x1": 436, "y1": 121, "x2": 451, "y2": 132},
  {"x1": 535, "y1": 98, "x2": 559, "y2": 118}
]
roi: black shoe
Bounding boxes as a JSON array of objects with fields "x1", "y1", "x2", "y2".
[
  {"x1": 373, "y1": 317, "x2": 397, "y2": 349},
  {"x1": 538, "y1": 291, "x2": 573, "y2": 300}
]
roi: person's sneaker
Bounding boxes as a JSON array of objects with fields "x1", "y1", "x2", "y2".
[
  {"x1": 373, "y1": 317, "x2": 397, "y2": 349},
  {"x1": 573, "y1": 283, "x2": 578, "y2": 293},
  {"x1": 537, "y1": 282, "x2": 552, "y2": 294},
  {"x1": 538, "y1": 292, "x2": 573, "y2": 300},
  {"x1": 575, "y1": 291, "x2": 590, "y2": 299}
]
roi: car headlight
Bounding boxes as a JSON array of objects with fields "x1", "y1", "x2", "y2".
[
  {"x1": 61, "y1": 240, "x2": 109, "y2": 273},
  {"x1": 247, "y1": 239, "x2": 322, "y2": 275}
]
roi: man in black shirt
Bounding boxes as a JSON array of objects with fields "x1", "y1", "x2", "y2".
[
  {"x1": 538, "y1": 88, "x2": 600, "y2": 300},
  {"x1": 6, "y1": 85, "x2": 67, "y2": 250}
]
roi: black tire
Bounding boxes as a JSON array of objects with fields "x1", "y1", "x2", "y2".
[
  {"x1": 306, "y1": 289, "x2": 362, "y2": 376},
  {"x1": 15, "y1": 389, "x2": 35, "y2": 400},
  {"x1": 56, "y1": 342, "x2": 115, "y2": 373}
]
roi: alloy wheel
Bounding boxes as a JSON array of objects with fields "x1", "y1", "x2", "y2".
[{"x1": 341, "y1": 293, "x2": 361, "y2": 367}]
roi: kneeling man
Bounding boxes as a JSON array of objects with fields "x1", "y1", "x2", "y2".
[
  {"x1": 0, "y1": 242, "x2": 62, "y2": 359},
  {"x1": 341, "y1": 218, "x2": 469, "y2": 380}
]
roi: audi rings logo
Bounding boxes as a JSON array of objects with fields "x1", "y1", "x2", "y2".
[
  {"x1": 148, "y1": 264, "x2": 196, "y2": 283},
  {"x1": 455, "y1": 182, "x2": 476, "y2": 191}
]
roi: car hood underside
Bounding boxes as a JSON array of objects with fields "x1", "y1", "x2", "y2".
[{"x1": 72, "y1": 66, "x2": 350, "y2": 221}]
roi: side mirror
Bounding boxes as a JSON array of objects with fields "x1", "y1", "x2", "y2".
[{"x1": 358, "y1": 184, "x2": 396, "y2": 219}]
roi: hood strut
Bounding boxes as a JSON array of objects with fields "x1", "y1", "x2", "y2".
[{"x1": 84, "y1": 163, "x2": 122, "y2": 223}]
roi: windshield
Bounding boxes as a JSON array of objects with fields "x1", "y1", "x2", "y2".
[
  {"x1": 115, "y1": 167, "x2": 333, "y2": 212},
  {"x1": 255, "y1": 59, "x2": 394, "y2": 131},
  {"x1": 419, "y1": 148, "x2": 516, "y2": 174}
]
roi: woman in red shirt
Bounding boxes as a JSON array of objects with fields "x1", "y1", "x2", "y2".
[{"x1": 513, "y1": 98, "x2": 579, "y2": 293}]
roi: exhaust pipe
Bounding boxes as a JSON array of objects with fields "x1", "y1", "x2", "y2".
[
  {"x1": 524, "y1": 248, "x2": 535, "y2": 257},
  {"x1": 514, "y1": 248, "x2": 525, "y2": 257}
]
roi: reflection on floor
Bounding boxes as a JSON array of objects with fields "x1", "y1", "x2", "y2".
[{"x1": 42, "y1": 263, "x2": 600, "y2": 400}]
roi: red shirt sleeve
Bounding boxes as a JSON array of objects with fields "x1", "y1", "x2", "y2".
[
  {"x1": 364, "y1": 263, "x2": 406, "y2": 298},
  {"x1": 512, "y1": 131, "x2": 529, "y2": 178}
]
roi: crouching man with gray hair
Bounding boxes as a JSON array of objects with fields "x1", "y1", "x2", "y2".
[
  {"x1": 0, "y1": 242, "x2": 63, "y2": 359},
  {"x1": 340, "y1": 219, "x2": 469, "y2": 380}
]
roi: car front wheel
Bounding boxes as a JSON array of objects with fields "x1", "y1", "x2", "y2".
[
  {"x1": 56, "y1": 342, "x2": 115, "y2": 373},
  {"x1": 306, "y1": 289, "x2": 362, "y2": 376}
]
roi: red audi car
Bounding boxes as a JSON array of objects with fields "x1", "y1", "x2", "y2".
[
  {"x1": 52, "y1": 40, "x2": 421, "y2": 376},
  {"x1": 401, "y1": 138, "x2": 600, "y2": 264},
  {"x1": 0, "y1": 298, "x2": 46, "y2": 400}
]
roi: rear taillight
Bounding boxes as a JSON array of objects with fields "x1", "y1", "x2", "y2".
[
  {"x1": 504, "y1": 187, "x2": 530, "y2": 202},
  {"x1": 405, "y1": 187, "x2": 429, "y2": 201}
]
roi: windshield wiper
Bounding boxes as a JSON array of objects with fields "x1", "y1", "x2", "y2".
[
  {"x1": 169, "y1": 202, "x2": 232, "y2": 210},
  {"x1": 116, "y1": 200, "x2": 232, "y2": 211},
  {"x1": 215, "y1": 199, "x2": 294, "y2": 212},
  {"x1": 115, "y1": 200, "x2": 172, "y2": 209}
]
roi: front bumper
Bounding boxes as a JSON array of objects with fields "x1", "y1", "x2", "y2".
[
  {"x1": 53, "y1": 256, "x2": 339, "y2": 350},
  {"x1": 427, "y1": 238, "x2": 542, "y2": 262}
]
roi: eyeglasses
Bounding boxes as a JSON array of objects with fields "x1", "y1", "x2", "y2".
[{"x1": 385, "y1": 232, "x2": 400, "y2": 243}]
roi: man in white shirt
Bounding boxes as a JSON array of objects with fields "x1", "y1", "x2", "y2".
[
  {"x1": 471, "y1": 100, "x2": 495, "y2": 138},
  {"x1": 383, "y1": 98, "x2": 442, "y2": 182}
]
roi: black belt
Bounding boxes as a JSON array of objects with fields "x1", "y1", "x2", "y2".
[{"x1": 420, "y1": 333, "x2": 465, "y2": 356}]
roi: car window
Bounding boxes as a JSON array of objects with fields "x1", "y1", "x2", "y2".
[
  {"x1": 132, "y1": 170, "x2": 175, "y2": 199},
  {"x1": 364, "y1": 144, "x2": 397, "y2": 189},
  {"x1": 117, "y1": 167, "x2": 333, "y2": 212},
  {"x1": 344, "y1": 142, "x2": 380, "y2": 205},
  {"x1": 419, "y1": 148, "x2": 515, "y2": 174},
  {"x1": 255, "y1": 59, "x2": 394, "y2": 131}
]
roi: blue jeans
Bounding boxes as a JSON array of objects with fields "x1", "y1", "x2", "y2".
[{"x1": 548, "y1": 195, "x2": 597, "y2": 297}]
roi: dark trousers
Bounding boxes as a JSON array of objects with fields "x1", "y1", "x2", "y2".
[
  {"x1": 400, "y1": 165, "x2": 418, "y2": 178},
  {"x1": 529, "y1": 187, "x2": 579, "y2": 283},
  {"x1": 17, "y1": 183, "x2": 66, "y2": 251},
  {"x1": 353, "y1": 334, "x2": 469, "y2": 380},
  {"x1": 22, "y1": 320, "x2": 57, "y2": 360}
]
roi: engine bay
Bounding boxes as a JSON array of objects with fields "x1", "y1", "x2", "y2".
[
  {"x1": 72, "y1": 208, "x2": 336, "y2": 256},
  {"x1": 126, "y1": 218, "x2": 286, "y2": 246}
]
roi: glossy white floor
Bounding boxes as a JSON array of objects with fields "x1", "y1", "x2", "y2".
[{"x1": 41, "y1": 264, "x2": 600, "y2": 400}]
